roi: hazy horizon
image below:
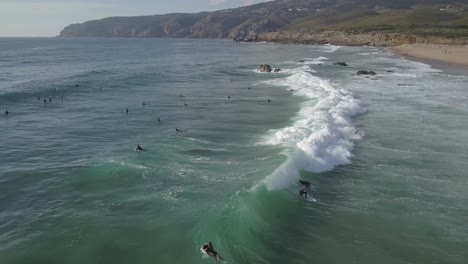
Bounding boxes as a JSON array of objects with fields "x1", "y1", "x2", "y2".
[{"x1": 0, "y1": 0, "x2": 272, "y2": 37}]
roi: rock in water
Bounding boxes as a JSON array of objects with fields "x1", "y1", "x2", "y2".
[
  {"x1": 258, "y1": 64, "x2": 272, "y2": 72},
  {"x1": 273, "y1": 68, "x2": 281, "y2": 73},
  {"x1": 357, "y1": 70, "x2": 376, "y2": 75},
  {"x1": 333, "y1": 62, "x2": 348, "y2": 66}
]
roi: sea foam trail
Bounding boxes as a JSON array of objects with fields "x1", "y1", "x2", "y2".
[{"x1": 260, "y1": 67, "x2": 365, "y2": 191}]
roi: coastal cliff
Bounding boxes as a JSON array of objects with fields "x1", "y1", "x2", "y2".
[
  {"x1": 247, "y1": 31, "x2": 468, "y2": 46},
  {"x1": 59, "y1": 0, "x2": 468, "y2": 46}
]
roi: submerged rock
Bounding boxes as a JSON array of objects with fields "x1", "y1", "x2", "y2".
[{"x1": 273, "y1": 68, "x2": 281, "y2": 73}]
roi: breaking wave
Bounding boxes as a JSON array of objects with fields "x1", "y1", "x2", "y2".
[{"x1": 259, "y1": 66, "x2": 366, "y2": 190}]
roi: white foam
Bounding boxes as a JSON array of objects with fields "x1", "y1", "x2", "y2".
[
  {"x1": 323, "y1": 45, "x2": 341, "y2": 53},
  {"x1": 108, "y1": 159, "x2": 151, "y2": 170},
  {"x1": 259, "y1": 67, "x2": 366, "y2": 191}
]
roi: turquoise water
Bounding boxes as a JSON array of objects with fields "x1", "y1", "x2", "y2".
[{"x1": 1, "y1": 38, "x2": 467, "y2": 264}]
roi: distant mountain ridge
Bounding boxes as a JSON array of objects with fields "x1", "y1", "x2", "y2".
[{"x1": 59, "y1": 0, "x2": 468, "y2": 42}]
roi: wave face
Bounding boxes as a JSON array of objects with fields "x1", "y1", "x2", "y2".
[{"x1": 260, "y1": 66, "x2": 365, "y2": 190}]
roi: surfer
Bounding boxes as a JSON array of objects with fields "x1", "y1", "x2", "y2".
[
  {"x1": 136, "y1": 145, "x2": 144, "y2": 151},
  {"x1": 142, "y1": 102, "x2": 146, "y2": 107},
  {"x1": 299, "y1": 186, "x2": 308, "y2": 198},
  {"x1": 201, "y1": 242, "x2": 224, "y2": 263},
  {"x1": 5, "y1": 109, "x2": 8, "y2": 115},
  {"x1": 176, "y1": 128, "x2": 182, "y2": 133},
  {"x1": 157, "y1": 116, "x2": 161, "y2": 122},
  {"x1": 267, "y1": 98, "x2": 271, "y2": 103},
  {"x1": 37, "y1": 96, "x2": 40, "y2": 101},
  {"x1": 227, "y1": 96, "x2": 231, "y2": 100},
  {"x1": 126, "y1": 108, "x2": 129, "y2": 114}
]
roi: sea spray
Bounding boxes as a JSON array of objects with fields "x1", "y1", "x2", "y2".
[{"x1": 259, "y1": 67, "x2": 366, "y2": 190}]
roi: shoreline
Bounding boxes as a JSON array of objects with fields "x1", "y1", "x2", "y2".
[{"x1": 391, "y1": 44, "x2": 468, "y2": 73}]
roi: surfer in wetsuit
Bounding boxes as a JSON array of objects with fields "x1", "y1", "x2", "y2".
[
  {"x1": 201, "y1": 242, "x2": 224, "y2": 263},
  {"x1": 299, "y1": 180, "x2": 310, "y2": 198},
  {"x1": 299, "y1": 186, "x2": 308, "y2": 198},
  {"x1": 136, "y1": 144, "x2": 144, "y2": 151}
]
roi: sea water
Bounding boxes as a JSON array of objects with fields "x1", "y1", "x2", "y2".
[{"x1": 0, "y1": 38, "x2": 467, "y2": 264}]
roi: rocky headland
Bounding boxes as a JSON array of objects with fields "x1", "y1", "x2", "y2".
[{"x1": 243, "y1": 31, "x2": 468, "y2": 47}]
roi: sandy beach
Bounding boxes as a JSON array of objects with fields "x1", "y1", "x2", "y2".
[{"x1": 393, "y1": 44, "x2": 468, "y2": 67}]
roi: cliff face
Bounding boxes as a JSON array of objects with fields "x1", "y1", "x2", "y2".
[
  {"x1": 250, "y1": 31, "x2": 468, "y2": 46},
  {"x1": 59, "y1": 0, "x2": 468, "y2": 43},
  {"x1": 250, "y1": 31, "x2": 415, "y2": 46},
  {"x1": 59, "y1": 1, "x2": 320, "y2": 38}
]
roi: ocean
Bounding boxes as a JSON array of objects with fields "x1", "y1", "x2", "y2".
[{"x1": 0, "y1": 38, "x2": 467, "y2": 264}]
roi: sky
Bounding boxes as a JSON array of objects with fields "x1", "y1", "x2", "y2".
[{"x1": 0, "y1": 0, "x2": 272, "y2": 37}]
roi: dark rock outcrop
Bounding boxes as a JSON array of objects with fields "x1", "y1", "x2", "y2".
[
  {"x1": 258, "y1": 64, "x2": 272, "y2": 73},
  {"x1": 274, "y1": 68, "x2": 281, "y2": 73},
  {"x1": 333, "y1": 62, "x2": 348, "y2": 66},
  {"x1": 357, "y1": 70, "x2": 376, "y2": 75}
]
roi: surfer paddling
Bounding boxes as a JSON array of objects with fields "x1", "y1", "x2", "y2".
[
  {"x1": 135, "y1": 144, "x2": 144, "y2": 151},
  {"x1": 201, "y1": 242, "x2": 224, "y2": 263}
]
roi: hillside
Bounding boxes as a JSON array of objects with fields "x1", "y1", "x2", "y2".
[{"x1": 59, "y1": 0, "x2": 468, "y2": 42}]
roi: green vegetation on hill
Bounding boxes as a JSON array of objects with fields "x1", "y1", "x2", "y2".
[{"x1": 286, "y1": 5, "x2": 468, "y2": 38}]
